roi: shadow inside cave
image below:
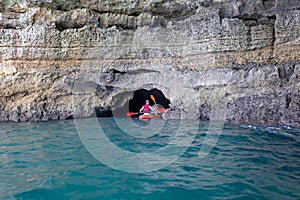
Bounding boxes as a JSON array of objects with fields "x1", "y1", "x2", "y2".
[
  {"x1": 128, "y1": 89, "x2": 171, "y2": 114},
  {"x1": 94, "y1": 88, "x2": 170, "y2": 118}
]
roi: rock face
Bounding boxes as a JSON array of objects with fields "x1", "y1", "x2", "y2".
[{"x1": 0, "y1": 0, "x2": 299, "y2": 127}]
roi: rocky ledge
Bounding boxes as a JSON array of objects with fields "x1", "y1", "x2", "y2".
[{"x1": 0, "y1": 0, "x2": 299, "y2": 127}]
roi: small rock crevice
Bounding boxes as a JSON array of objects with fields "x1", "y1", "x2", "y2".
[
  {"x1": 278, "y1": 64, "x2": 296, "y2": 82},
  {"x1": 91, "y1": 8, "x2": 141, "y2": 17},
  {"x1": 262, "y1": 0, "x2": 276, "y2": 10},
  {"x1": 269, "y1": 15, "x2": 277, "y2": 61},
  {"x1": 220, "y1": 13, "x2": 277, "y2": 27},
  {"x1": 107, "y1": 69, "x2": 159, "y2": 75},
  {"x1": 285, "y1": 95, "x2": 292, "y2": 109},
  {"x1": 200, "y1": 0, "x2": 212, "y2": 8},
  {"x1": 55, "y1": 21, "x2": 85, "y2": 31},
  {"x1": 199, "y1": 103, "x2": 211, "y2": 120}
]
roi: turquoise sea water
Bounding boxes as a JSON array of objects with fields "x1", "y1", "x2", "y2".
[{"x1": 0, "y1": 118, "x2": 300, "y2": 200}]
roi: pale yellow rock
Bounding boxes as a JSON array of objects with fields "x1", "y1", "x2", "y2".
[{"x1": 0, "y1": 63, "x2": 17, "y2": 76}]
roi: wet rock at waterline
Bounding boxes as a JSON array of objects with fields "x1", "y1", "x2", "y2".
[{"x1": 0, "y1": 0, "x2": 299, "y2": 127}]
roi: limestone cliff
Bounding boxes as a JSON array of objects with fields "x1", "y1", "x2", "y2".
[{"x1": 0, "y1": 0, "x2": 299, "y2": 127}]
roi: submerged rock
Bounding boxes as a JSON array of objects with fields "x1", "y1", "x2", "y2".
[{"x1": 0, "y1": 0, "x2": 299, "y2": 127}]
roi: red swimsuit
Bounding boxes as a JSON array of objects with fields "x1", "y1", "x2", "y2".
[{"x1": 143, "y1": 104, "x2": 149, "y2": 113}]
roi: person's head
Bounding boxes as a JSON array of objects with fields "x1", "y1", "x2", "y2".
[{"x1": 146, "y1": 100, "x2": 149, "y2": 104}]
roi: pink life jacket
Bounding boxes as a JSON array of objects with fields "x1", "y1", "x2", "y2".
[{"x1": 143, "y1": 104, "x2": 149, "y2": 113}]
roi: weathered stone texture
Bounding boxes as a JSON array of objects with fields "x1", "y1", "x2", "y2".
[{"x1": 0, "y1": 0, "x2": 299, "y2": 127}]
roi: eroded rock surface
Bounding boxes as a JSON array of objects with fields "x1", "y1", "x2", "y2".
[{"x1": 0, "y1": 0, "x2": 299, "y2": 127}]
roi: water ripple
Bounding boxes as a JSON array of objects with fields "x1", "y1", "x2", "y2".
[{"x1": 0, "y1": 119, "x2": 299, "y2": 199}]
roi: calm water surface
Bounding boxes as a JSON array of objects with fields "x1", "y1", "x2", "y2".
[{"x1": 0, "y1": 118, "x2": 299, "y2": 200}]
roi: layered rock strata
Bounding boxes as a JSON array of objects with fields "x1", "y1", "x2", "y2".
[{"x1": 0, "y1": 0, "x2": 299, "y2": 127}]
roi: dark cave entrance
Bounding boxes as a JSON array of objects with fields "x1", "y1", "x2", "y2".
[
  {"x1": 128, "y1": 89, "x2": 171, "y2": 113},
  {"x1": 94, "y1": 88, "x2": 170, "y2": 118}
]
